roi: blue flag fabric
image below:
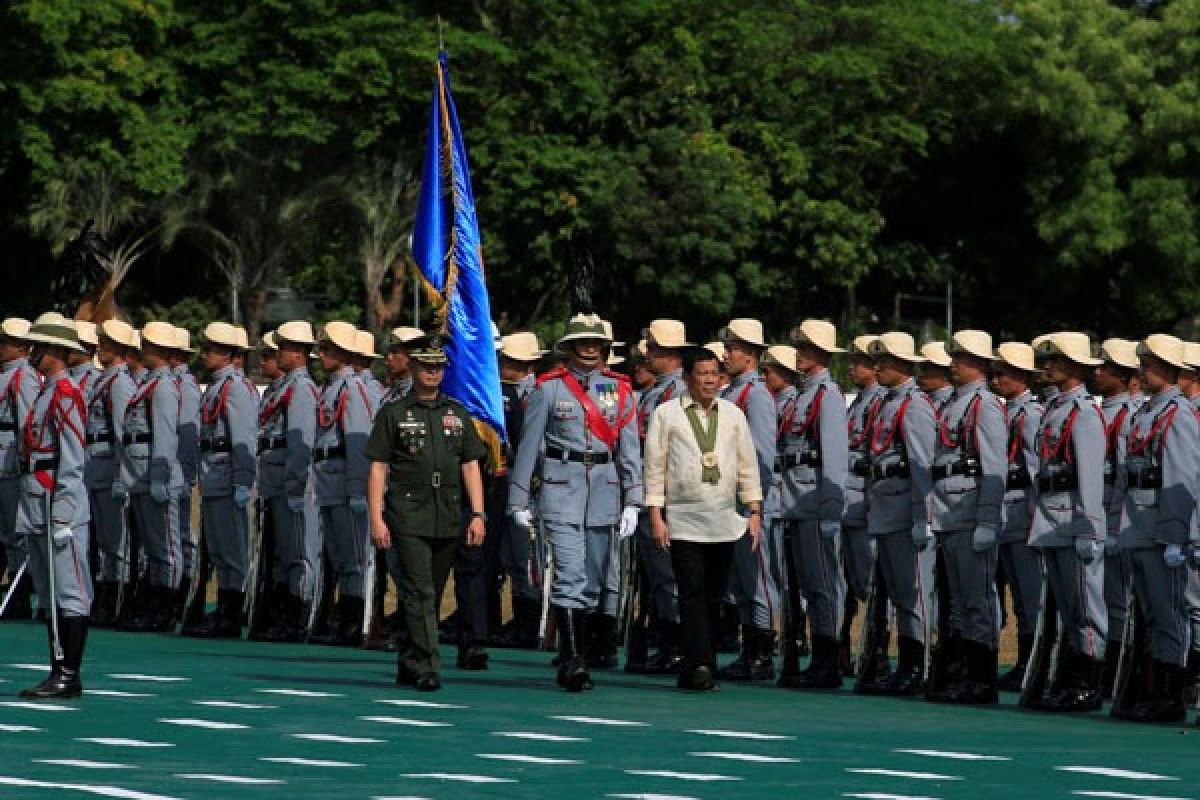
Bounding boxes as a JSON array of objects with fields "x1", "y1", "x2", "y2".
[{"x1": 412, "y1": 51, "x2": 506, "y2": 444}]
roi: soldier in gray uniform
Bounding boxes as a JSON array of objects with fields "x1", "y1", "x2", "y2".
[
  {"x1": 169, "y1": 326, "x2": 201, "y2": 617},
  {"x1": 991, "y1": 342, "x2": 1044, "y2": 691},
  {"x1": 760, "y1": 344, "x2": 797, "y2": 665},
  {"x1": 384, "y1": 327, "x2": 424, "y2": 404},
  {"x1": 626, "y1": 319, "x2": 690, "y2": 674},
  {"x1": 311, "y1": 321, "x2": 374, "y2": 646},
  {"x1": 257, "y1": 322, "x2": 319, "y2": 642},
  {"x1": 353, "y1": 330, "x2": 385, "y2": 412},
  {"x1": 775, "y1": 320, "x2": 849, "y2": 689},
  {"x1": 0, "y1": 318, "x2": 39, "y2": 620},
  {"x1": 15, "y1": 313, "x2": 92, "y2": 699},
  {"x1": 717, "y1": 319, "x2": 779, "y2": 681},
  {"x1": 1114, "y1": 335, "x2": 1199, "y2": 723},
  {"x1": 186, "y1": 322, "x2": 257, "y2": 638},
  {"x1": 509, "y1": 313, "x2": 642, "y2": 692},
  {"x1": 85, "y1": 320, "x2": 138, "y2": 626},
  {"x1": 926, "y1": 331, "x2": 1007, "y2": 704},
  {"x1": 1026, "y1": 332, "x2": 1107, "y2": 712},
  {"x1": 920, "y1": 342, "x2": 955, "y2": 413},
  {"x1": 67, "y1": 321, "x2": 98, "y2": 401},
  {"x1": 858, "y1": 332, "x2": 936, "y2": 695},
  {"x1": 840, "y1": 335, "x2": 887, "y2": 671},
  {"x1": 119, "y1": 322, "x2": 184, "y2": 632},
  {"x1": 1179, "y1": 343, "x2": 1200, "y2": 718},
  {"x1": 1094, "y1": 338, "x2": 1139, "y2": 694}
]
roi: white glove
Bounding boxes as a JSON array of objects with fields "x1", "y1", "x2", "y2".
[
  {"x1": 51, "y1": 527, "x2": 74, "y2": 546},
  {"x1": 111, "y1": 480, "x2": 128, "y2": 501},
  {"x1": 971, "y1": 524, "x2": 997, "y2": 553},
  {"x1": 910, "y1": 522, "x2": 932, "y2": 552},
  {"x1": 1074, "y1": 537, "x2": 1100, "y2": 565},
  {"x1": 819, "y1": 519, "x2": 841, "y2": 540},
  {"x1": 348, "y1": 495, "x2": 368, "y2": 514},
  {"x1": 150, "y1": 481, "x2": 170, "y2": 504},
  {"x1": 1164, "y1": 543, "x2": 1187, "y2": 569},
  {"x1": 512, "y1": 508, "x2": 535, "y2": 530},
  {"x1": 618, "y1": 506, "x2": 639, "y2": 540},
  {"x1": 233, "y1": 485, "x2": 252, "y2": 509},
  {"x1": 286, "y1": 495, "x2": 305, "y2": 514}
]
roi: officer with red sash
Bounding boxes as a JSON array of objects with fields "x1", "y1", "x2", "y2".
[
  {"x1": 509, "y1": 313, "x2": 642, "y2": 692},
  {"x1": 67, "y1": 321, "x2": 98, "y2": 402},
  {"x1": 0, "y1": 317, "x2": 40, "y2": 620}
]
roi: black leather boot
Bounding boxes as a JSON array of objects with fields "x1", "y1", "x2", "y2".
[
  {"x1": 941, "y1": 641, "x2": 998, "y2": 705},
  {"x1": 90, "y1": 581, "x2": 117, "y2": 627},
  {"x1": 644, "y1": 621, "x2": 685, "y2": 675},
  {"x1": 204, "y1": 589, "x2": 245, "y2": 639},
  {"x1": 511, "y1": 597, "x2": 540, "y2": 650},
  {"x1": 717, "y1": 624, "x2": 757, "y2": 681},
  {"x1": 584, "y1": 613, "x2": 618, "y2": 669},
  {"x1": 1044, "y1": 648, "x2": 1104, "y2": 712},
  {"x1": 927, "y1": 633, "x2": 966, "y2": 702},
  {"x1": 881, "y1": 636, "x2": 925, "y2": 696},
  {"x1": 748, "y1": 628, "x2": 777, "y2": 681},
  {"x1": 1000, "y1": 633, "x2": 1035, "y2": 692},
  {"x1": 1130, "y1": 660, "x2": 1187, "y2": 724},
  {"x1": 779, "y1": 635, "x2": 842, "y2": 689},
  {"x1": 21, "y1": 616, "x2": 87, "y2": 699},
  {"x1": 456, "y1": 628, "x2": 489, "y2": 670},
  {"x1": 555, "y1": 607, "x2": 593, "y2": 692}
]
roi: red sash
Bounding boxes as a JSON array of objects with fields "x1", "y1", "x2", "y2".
[{"x1": 543, "y1": 368, "x2": 633, "y2": 452}]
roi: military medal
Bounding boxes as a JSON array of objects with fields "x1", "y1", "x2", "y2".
[{"x1": 701, "y1": 452, "x2": 718, "y2": 469}]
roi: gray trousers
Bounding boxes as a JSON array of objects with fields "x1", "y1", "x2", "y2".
[
  {"x1": 637, "y1": 511, "x2": 679, "y2": 623},
  {"x1": 1042, "y1": 545, "x2": 1107, "y2": 659},
  {"x1": 25, "y1": 526, "x2": 92, "y2": 617},
  {"x1": 319, "y1": 503, "x2": 367, "y2": 598},
  {"x1": 1130, "y1": 546, "x2": 1190, "y2": 666},
  {"x1": 1188, "y1": 571, "x2": 1200, "y2": 658},
  {"x1": 783, "y1": 520, "x2": 843, "y2": 637},
  {"x1": 269, "y1": 495, "x2": 317, "y2": 601},
  {"x1": 89, "y1": 488, "x2": 127, "y2": 582},
  {"x1": 841, "y1": 524, "x2": 875, "y2": 604},
  {"x1": 179, "y1": 486, "x2": 196, "y2": 580},
  {"x1": 730, "y1": 522, "x2": 779, "y2": 630},
  {"x1": 1103, "y1": 549, "x2": 1132, "y2": 646},
  {"x1": 873, "y1": 530, "x2": 926, "y2": 642},
  {"x1": 0, "y1": 477, "x2": 24, "y2": 558},
  {"x1": 545, "y1": 520, "x2": 619, "y2": 614},
  {"x1": 131, "y1": 492, "x2": 182, "y2": 589},
  {"x1": 201, "y1": 495, "x2": 248, "y2": 591},
  {"x1": 999, "y1": 540, "x2": 1042, "y2": 636},
  {"x1": 938, "y1": 529, "x2": 999, "y2": 648},
  {"x1": 498, "y1": 517, "x2": 537, "y2": 601}
]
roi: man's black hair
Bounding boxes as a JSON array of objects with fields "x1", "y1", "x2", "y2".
[{"x1": 683, "y1": 346, "x2": 719, "y2": 375}]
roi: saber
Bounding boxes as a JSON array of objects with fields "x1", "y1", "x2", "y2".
[
  {"x1": 44, "y1": 493, "x2": 64, "y2": 662},
  {"x1": 0, "y1": 556, "x2": 28, "y2": 617}
]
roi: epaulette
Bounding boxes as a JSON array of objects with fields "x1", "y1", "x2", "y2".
[
  {"x1": 602, "y1": 369, "x2": 631, "y2": 385},
  {"x1": 537, "y1": 367, "x2": 567, "y2": 387}
]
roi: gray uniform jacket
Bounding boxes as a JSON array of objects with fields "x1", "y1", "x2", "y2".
[
  {"x1": 720, "y1": 370, "x2": 776, "y2": 510},
  {"x1": 84, "y1": 365, "x2": 136, "y2": 490},
  {"x1": 198, "y1": 365, "x2": 257, "y2": 498},
  {"x1": 359, "y1": 369, "x2": 384, "y2": 416},
  {"x1": 174, "y1": 365, "x2": 202, "y2": 488},
  {"x1": 1116, "y1": 386, "x2": 1199, "y2": 549},
  {"x1": 68, "y1": 362, "x2": 98, "y2": 404},
  {"x1": 313, "y1": 366, "x2": 372, "y2": 504},
  {"x1": 16, "y1": 371, "x2": 90, "y2": 533},
  {"x1": 928, "y1": 385, "x2": 954, "y2": 416},
  {"x1": 930, "y1": 380, "x2": 1007, "y2": 532},
  {"x1": 1029, "y1": 384, "x2": 1105, "y2": 548},
  {"x1": 764, "y1": 385, "x2": 798, "y2": 518},
  {"x1": 1000, "y1": 391, "x2": 1043, "y2": 543},
  {"x1": 0, "y1": 358, "x2": 40, "y2": 479},
  {"x1": 383, "y1": 376, "x2": 412, "y2": 406},
  {"x1": 1100, "y1": 393, "x2": 1135, "y2": 542},
  {"x1": 845, "y1": 383, "x2": 887, "y2": 528},
  {"x1": 866, "y1": 378, "x2": 936, "y2": 534},
  {"x1": 638, "y1": 369, "x2": 686, "y2": 444},
  {"x1": 120, "y1": 365, "x2": 183, "y2": 494},
  {"x1": 258, "y1": 368, "x2": 318, "y2": 500},
  {"x1": 508, "y1": 367, "x2": 642, "y2": 526},
  {"x1": 516, "y1": 374, "x2": 536, "y2": 403},
  {"x1": 779, "y1": 369, "x2": 847, "y2": 522}
]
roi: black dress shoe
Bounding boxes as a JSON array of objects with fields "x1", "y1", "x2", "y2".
[
  {"x1": 678, "y1": 665, "x2": 719, "y2": 691},
  {"x1": 416, "y1": 672, "x2": 442, "y2": 692},
  {"x1": 456, "y1": 643, "x2": 489, "y2": 671}
]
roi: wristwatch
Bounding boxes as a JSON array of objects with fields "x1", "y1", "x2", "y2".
[{"x1": 471, "y1": 511, "x2": 488, "y2": 522}]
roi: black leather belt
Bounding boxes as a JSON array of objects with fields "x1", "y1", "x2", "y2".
[
  {"x1": 546, "y1": 446, "x2": 611, "y2": 466},
  {"x1": 258, "y1": 435, "x2": 286, "y2": 452},
  {"x1": 776, "y1": 452, "x2": 821, "y2": 471},
  {"x1": 22, "y1": 457, "x2": 58, "y2": 474},
  {"x1": 1125, "y1": 467, "x2": 1162, "y2": 489},
  {"x1": 931, "y1": 459, "x2": 980, "y2": 481},
  {"x1": 1036, "y1": 471, "x2": 1078, "y2": 492},
  {"x1": 1006, "y1": 467, "x2": 1031, "y2": 490},
  {"x1": 850, "y1": 460, "x2": 870, "y2": 477},
  {"x1": 121, "y1": 432, "x2": 152, "y2": 445},
  {"x1": 0, "y1": 422, "x2": 14, "y2": 432},
  {"x1": 871, "y1": 463, "x2": 909, "y2": 480},
  {"x1": 86, "y1": 432, "x2": 115, "y2": 445},
  {"x1": 314, "y1": 444, "x2": 346, "y2": 463},
  {"x1": 200, "y1": 437, "x2": 232, "y2": 453}
]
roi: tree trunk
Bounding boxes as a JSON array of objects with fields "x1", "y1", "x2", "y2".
[
  {"x1": 241, "y1": 285, "x2": 269, "y2": 376},
  {"x1": 366, "y1": 256, "x2": 409, "y2": 335}
]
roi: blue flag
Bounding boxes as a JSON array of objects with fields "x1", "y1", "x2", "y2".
[{"x1": 412, "y1": 51, "x2": 506, "y2": 448}]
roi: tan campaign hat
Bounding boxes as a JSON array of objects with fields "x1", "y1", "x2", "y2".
[
  {"x1": 720, "y1": 318, "x2": 766, "y2": 348},
  {"x1": 354, "y1": 330, "x2": 381, "y2": 359},
  {"x1": 558, "y1": 313, "x2": 611, "y2": 346},
  {"x1": 261, "y1": 331, "x2": 279, "y2": 352},
  {"x1": 849, "y1": 335, "x2": 879, "y2": 357},
  {"x1": 201, "y1": 321, "x2": 242, "y2": 350},
  {"x1": 704, "y1": 341, "x2": 725, "y2": 361},
  {"x1": 601, "y1": 320, "x2": 625, "y2": 348},
  {"x1": 233, "y1": 325, "x2": 250, "y2": 351},
  {"x1": 789, "y1": 319, "x2": 844, "y2": 353},
  {"x1": 763, "y1": 345, "x2": 798, "y2": 374},
  {"x1": 130, "y1": 331, "x2": 142, "y2": 351},
  {"x1": 99, "y1": 319, "x2": 138, "y2": 349},
  {"x1": 143, "y1": 320, "x2": 182, "y2": 349},
  {"x1": 75, "y1": 320, "x2": 98, "y2": 348},
  {"x1": 994, "y1": 342, "x2": 1037, "y2": 373},
  {"x1": 635, "y1": 339, "x2": 648, "y2": 358},
  {"x1": 1183, "y1": 342, "x2": 1200, "y2": 370},
  {"x1": 868, "y1": 332, "x2": 926, "y2": 363},
  {"x1": 920, "y1": 341, "x2": 953, "y2": 367},
  {"x1": 1100, "y1": 338, "x2": 1139, "y2": 370},
  {"x1": 643, "y1": 319, "x2": 691, "y2": 349},
  {"x1": 24, "y1": 312, "x2": 84, "y2": 353},
  {"x1": 1137, "y1": 333, "x2": 1186, "y2": 369},
  {"x1": 390, "y1": 326, "x2": 425, "y2": 347},
  {"x1": 277, "y1": 320, "x2": 316, "y2": 346},
  {"x1": 1, "y1": 317, "x2": 31, "y2": 341},
  {"x1": 946, "y1": 330, "x2": 995, "y2": 361},
  {"x1": 320, "y1": 321, "x2": 360, "y2": 353},
  {"x1": 172, "y1": 326, "x2": 194, "y2": 353},
  {"x1": 500, "y1": 332, "x2": 546, "y2": 363},
  {"x1": 1034, "y1": 331, "x2": 1102, "y2": 367}
]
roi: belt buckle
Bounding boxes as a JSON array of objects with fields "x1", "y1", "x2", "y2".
[
  {"x1": 431, "y1": 471, "x2": 442, "y2": 488},
  {"x1": 582, "y1": 450, "x2": 595, "y2": 467}
]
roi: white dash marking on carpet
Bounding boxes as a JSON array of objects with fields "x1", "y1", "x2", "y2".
[
  {"x1": 476, "y1": 754, "x2": 582, "y2": 765},
  {"x1": 176, "y1": 774, "x2": 284, "y2": 785},
  {"x1": 1072, "y1": 792, "x2": 1191, "y2": 800},
  {"x1": 8, "y1": 663, "x2": 54, "y2": 671},
  {"x1": 372, "y1": 797, "x2": 433, "y2": 800},
  {"x1": 255, "y1": 688, "x2": 343, "y2": 697},
  {"x1": 896, "y1": 749, "x2": 1011, "y2": 762},
  {"x1": 0, "y1": 775, "x2": 181, "y2": 799},
  {"x1": 291, "y1": 733, "x2": 385, "y2": 744},
  {"x1": 843, "y1": 794, "x2": 941, "y2": 800},
  {"x1": 358, "y1": 716, "x2": 452, "y2": 727},
  {"x1": 0, "y1": 724, "x2": 41, "y2": 732},
  {"x1": 684, "y1": 729, "x2": 794, "y2": 741},
  {"x1": 609, "y1": 795, "x2": 700, "y2": 800},
  {"x1": 376, "y1": 699, "x2": 466, "y2": 709},
  {"x1": 551, "y1": 715, "x2": 649, "y2": 727},
  {"x1": 87, "y1": 690, "x2": 155, "y2": 698},
  {"x1": 191, "y1": 700, "x2": 276, "y2": 710},
  {"x1": 0, "y1": 700, "x2": 77, "y2": 712},
  {"x1": 1056, "y1": 767, "x2": 1178, "y2": 782},
  {"x1": 159, "y1": 718, "x2": 248, "y2": 730},
  {"x1": 35, "y1": 759, "x2": 136, "y2": 770},
  {"x1": 106, "y1": 673, "x2": 189, "y2": 683},
  {"x1": 847, "y1": 768, "x2": 962, "y2": 781},
  {"x1": 625, "y1": 770, "x2": 741, "y2": 782},
  {"x1": 401, "y1": 773, "x2": 516, "y2": 784},
  {"x1": 690, "y1": 752, "x2": 799, "y2": 764},
  {"x1": 260, "y1": 757, "x2": 362, "y2": 768},
  {"x1": 77, "y1": 738, "x2": 174, "y2": 748},
  {"x1": 492, "y1": 731, "x2": 589, "y2": 742}
]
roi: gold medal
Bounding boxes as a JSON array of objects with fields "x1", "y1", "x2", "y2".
[{"x1": 702, "y1": 452, "x2": 718, "y2": 469}]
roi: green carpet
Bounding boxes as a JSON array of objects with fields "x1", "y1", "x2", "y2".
[{"x1": 0, "y1": 622, "x2": 1196, "y2": 800}]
